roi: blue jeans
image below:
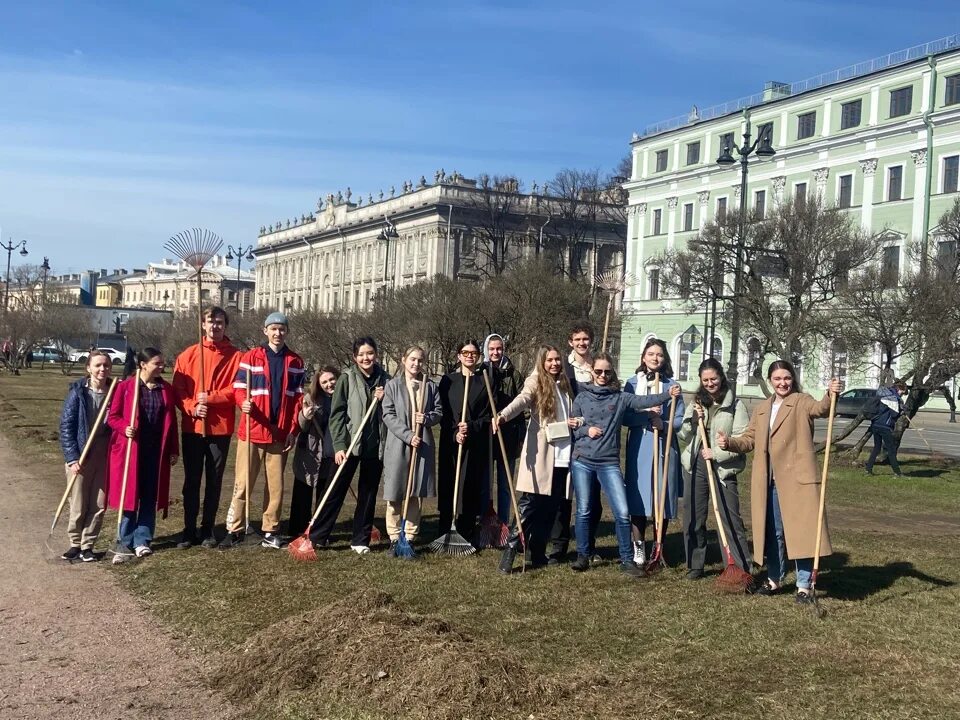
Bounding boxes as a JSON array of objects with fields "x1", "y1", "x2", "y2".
[
  {"x1": 571, "y1": 458, "x2": 632, "y2": 565},
  {"x1": 120, "y1": 442, "x2": 160, "y2": 550},
  {"x1": 765, "y1": 483, "x2": 813, "y2": 589}
]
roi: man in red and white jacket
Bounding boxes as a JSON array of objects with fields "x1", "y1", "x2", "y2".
[{"x1": 220, "y1": 312, "x2": 305, "y2": 549}]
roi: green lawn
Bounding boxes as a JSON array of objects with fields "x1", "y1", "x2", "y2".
[{"x1": 5, "y1": 368, "x2": 959, "y2": 720}]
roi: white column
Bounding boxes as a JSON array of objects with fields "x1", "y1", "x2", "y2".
[
  {"x1": 911, "y1": 150, "x2": 928, "y2": 242},
  {"x1": 859, "y1": 158, "x2": 878, "y2": 230},
  {"x1": 822, "y1": 98, "x2": 833, "y2": 137},
  {"x1": 629, "y1": 204, "x2": 646, "y2": 301},
  {"x1": 697, "y1": 191, "x2": 710, "y2": 232},
  {"x1": 666, "y1": 197, "x2": 678, "y2": 250}
]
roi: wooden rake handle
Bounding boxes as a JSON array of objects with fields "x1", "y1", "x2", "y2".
[
  {"x1": 655, "y1": 392, "x2": 678, "y2": 545},
  {"x1": 401, "y1": 377, "x2": 428, "y2": 523},
  {"x1": 481, "y1": 368, "x2": 525, "y2": 552},
  {"x1": 451, "y1": 372, "x2": 471, "y2": 516},
  {"x1": 697, "y1": 416, "x2": 732, "y2": 553},
  {"x1": 812, "y1": 391, "x2": 837, "y2": 577},
  {"x1": 304, "y1": 394, "x2": 381, "y2": 533},
  {"x1": 116, "y1": 377, "x2": 141, "y2": 541}
]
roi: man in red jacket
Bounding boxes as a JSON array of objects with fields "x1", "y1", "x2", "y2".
[
  {"x1": 172, "y1": 306, "x2": 241, "y2": 549},
  {"x1": 220, "y1": 311, "x2": 305, "y2": 549}
]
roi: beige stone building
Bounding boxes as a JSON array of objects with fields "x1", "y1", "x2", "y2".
[
  {"x1": 254, "y1": 173, "x2": 627, "y2": 312},
  {"x1": 119, "y1": 255, "x2": 255, "y2": 314}
]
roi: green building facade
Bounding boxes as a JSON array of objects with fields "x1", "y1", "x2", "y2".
[{"x1": 622, "y1": 35, "x2": 960, "y2": 404}]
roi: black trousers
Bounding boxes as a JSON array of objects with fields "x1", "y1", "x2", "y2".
[
  {"x1": 508, "y1": 467, "x2": 566, "y2": 563},
  {"x1": 549, "y1": 476, "x2": 602, "y2": 559},
  {"x1": 288, "y1": 457, "x2": 335, "y2": 538},
  {"x1": 866, "y1": 427, "x2": 902, "y2": 474},
  {"x1": 437, "y1": 441, "x2": 486, "y2": 540},
  {"x1": 309, "y1": 455, "x2": 382, "y2": 547},
  {"x1": 682, "y1": 456, "x2": 751, "y2": 571},
  {"x1": 180, "y1": 433, "x2": 231, "y2": 539}
]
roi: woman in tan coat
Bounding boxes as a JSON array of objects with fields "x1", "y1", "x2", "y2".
[
  {"x1": 718, "y1": 360, "x2": 841, "y2": 604},
  {"x1": 492, "y1": 345, "x2": 577, "y2": 573}
]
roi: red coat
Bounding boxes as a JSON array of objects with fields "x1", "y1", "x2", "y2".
[{"x1": 106, "y1": 376, "x2": 179, "y2": 514}]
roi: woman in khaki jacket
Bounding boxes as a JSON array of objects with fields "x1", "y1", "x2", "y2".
[
  {"x1": 492, "y1": 345, "x2": 577, "y2": 573},
  {"x1": 718, "y1": 360, "x2": 841, "y2": 604}
]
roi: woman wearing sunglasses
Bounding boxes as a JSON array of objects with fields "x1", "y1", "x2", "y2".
[
  {"x1": 437, "y1": 340, "x2": 492, "y2": 544},
  {"x1": 570, "y1": 353, "x2": 680, "y2": 577}
]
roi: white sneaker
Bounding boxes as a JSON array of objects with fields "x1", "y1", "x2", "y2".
[
  {"x1": 350, "y1": 544, "x2": 371, "y2": 555},
  {"x1": 633, "y1": 541, "x2": 646, "y2": 566},
  {"x1": 134, "y1": 545, "x2": 153, "y2": 558}
]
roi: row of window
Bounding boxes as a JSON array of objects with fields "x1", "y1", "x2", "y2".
[
  {"x1": 652, "y1": 75, "x2": 960, "y2": 173},
  {"x1": 645, "y1": 155, "x2": 960, "y2": 235},
  {"x1": 644, "y1": 237, "x2": 957, "y2": 303}
]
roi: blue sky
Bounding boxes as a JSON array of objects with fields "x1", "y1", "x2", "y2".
[{"x1": 0, "y1": 0, "x2": 953, "y2": 274}]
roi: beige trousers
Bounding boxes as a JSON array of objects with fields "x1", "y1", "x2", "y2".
[
  {"x1": 228, "y1": 441, "x2": 287, "y2": 534},
  {"x1": 385, "y1": 499, "x2": 421, "y2": 541},
  {"x1": 65, "y1": 445, "x2": 108, "y2": 550}
]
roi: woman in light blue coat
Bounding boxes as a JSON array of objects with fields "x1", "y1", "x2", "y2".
[{"x1": 624, "y1": 338, "x2": 685, "y2": 566}]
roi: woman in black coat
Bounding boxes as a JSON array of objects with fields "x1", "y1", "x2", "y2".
[{"x1": 437, "y1": 339, "x2": 491, "y2": 542}]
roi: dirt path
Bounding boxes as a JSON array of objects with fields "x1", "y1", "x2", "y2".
[{"x1": 0, "y1": 433, "x2": 236, "y2": 720}]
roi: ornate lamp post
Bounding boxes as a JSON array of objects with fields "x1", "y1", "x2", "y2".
[
  {"x1": 715, "y1": 110, "x2": 776, "y2": 387},
  {"x1": 2, "y1": 238, "x2": 28, "y2": 312},
  {"x1": 225, "y1": 245, "x2": 255, "y2": 314}
]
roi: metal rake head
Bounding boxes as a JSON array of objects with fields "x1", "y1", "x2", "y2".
[
  {"x1": 595, "y1": 269, "x2": 638, "y2": 294},
  {"x1": 164, "y1": 228, "x2": 224, "y2": 270}
]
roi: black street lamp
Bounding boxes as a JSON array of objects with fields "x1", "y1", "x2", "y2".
[
  {"x1": 225, "y1": 245, "x2": 255, "y2": 314},
  {"x1": 715, "y1": 110, "x2": 775, "y2": 388},
  {"x1": 2, "y1": 238, "x2": 28, "y2": 313},
  {"x1": 377, "y1": 219, "x2": 399, "y2": 287}
]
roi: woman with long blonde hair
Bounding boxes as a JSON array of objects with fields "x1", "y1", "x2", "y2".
[{"x1": 493, "y1": 345, "x2": 577, "y2": 573}]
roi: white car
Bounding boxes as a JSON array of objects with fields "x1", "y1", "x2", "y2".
[{"x1": 69, "y1": 347, "x2": 126, "y2": 365}]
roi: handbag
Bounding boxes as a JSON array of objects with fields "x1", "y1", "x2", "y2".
[{"x1": 544, "y1": 420, "x2": 569, "y2": 443}]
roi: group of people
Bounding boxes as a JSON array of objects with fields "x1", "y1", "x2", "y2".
[{"x1": 58, "y1": 308, "x2": 842, "y2": 601}]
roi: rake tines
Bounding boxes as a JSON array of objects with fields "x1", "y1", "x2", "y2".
[
  {"x1": 476, "y1": 502, "x2": 509, "y2": 549},
  {"x1": 428, "y1": 524, "x2": 476, "y2": 556},
  {"x1": 164, "y1": 227, "x2": 224, "y2": 270}
]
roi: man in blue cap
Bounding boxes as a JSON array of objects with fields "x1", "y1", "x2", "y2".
[{"x1": 220, "y1": 311, "x2": 305, "y2": 549}]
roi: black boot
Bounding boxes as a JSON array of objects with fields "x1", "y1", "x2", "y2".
[{"x1": 499, "y1": 546, "x2": 518, "y2": 575}]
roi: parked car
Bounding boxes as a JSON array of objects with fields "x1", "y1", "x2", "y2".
[
  {"x1": 835, "y1": 387, "x2": 878, "y2": 418},
  {"x1": 69, "y1": 347, "x2": 126, "y2": 365},
  {"x1": 31, "y1": 346, "x2": 68, "y2": 364}
]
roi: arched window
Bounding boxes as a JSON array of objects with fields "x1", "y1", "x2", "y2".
[
  {"x1": 746, "y1": 337, "x2": 762, "y2": 386},
  {"x1": 711, "y1": 337, "x2": 722, "y2": 361}
]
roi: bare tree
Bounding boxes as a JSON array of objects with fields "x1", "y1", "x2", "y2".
[
  {"x1": 460, "y1": 174, "x2": 529, "y2": 279},
  {"x1": 658, "y1": 197, "x2": 881, "y2": 388}
]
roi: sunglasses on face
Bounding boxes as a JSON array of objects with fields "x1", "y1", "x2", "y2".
[
  {"x1": 460, "y1": 351, "x2": 479, "y2": 358},
  {"x1": 593, "y1": 369, "x2": 612, "y2": 377}
]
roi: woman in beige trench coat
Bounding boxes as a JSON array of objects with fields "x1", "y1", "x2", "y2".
[
  {"x1": 492, "y1": 345, "x2": 577, "y2": 574},
  {"x1": 718, "y1": 360, "x2": 841, "y2": 604}
]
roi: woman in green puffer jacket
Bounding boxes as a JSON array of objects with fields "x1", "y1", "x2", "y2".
[{"x1": 676, "y1": 358, "x2": 752, "y2": 579}]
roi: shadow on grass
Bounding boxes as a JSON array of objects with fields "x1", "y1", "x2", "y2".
[{"x1": 820, "y1": 551, "x2": 955, "y2": 601}]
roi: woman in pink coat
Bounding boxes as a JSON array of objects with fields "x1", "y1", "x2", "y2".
[{"x1": 107, "y1": 347, "x2": 179, "y2": 563}]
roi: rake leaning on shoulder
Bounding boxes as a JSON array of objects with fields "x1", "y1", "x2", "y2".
[
  {"x1": 493, "y1": 345, "x2": 576, "y2": 574},
  {"x1": 568, "y1": 353, "x2": 680, "y2": 578},
  {"x1": 717, "y1": 360, "x2": 842, "y2": 604},
  {"x1": 381, "y1": 346, "x2": 442, "y2": 553}
]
